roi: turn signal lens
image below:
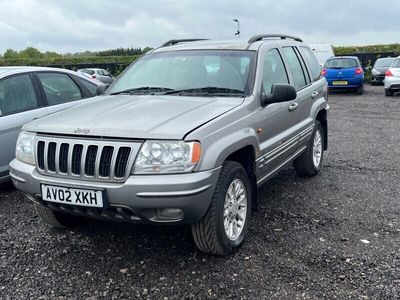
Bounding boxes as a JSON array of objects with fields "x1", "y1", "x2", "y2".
[{"x1": 191, "y1": 142, "x2": 201, "y2": 164}]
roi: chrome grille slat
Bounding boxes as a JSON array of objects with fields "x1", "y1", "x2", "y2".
[
  {"x1": 43, "y1": 142, "x2": 49, "y2": 172},
  {"x1": 35, "y1": 136, "x2": 140, "y2": 183},
  {"x1": 94, "y1": 145, "x2": 103, "y2": 178},
  {"x1": 80, "y1": 145, "x2": 88, "y2": 177},
  {"x1": 55, "y1": 143, "x2": 61, "y2": 174}
]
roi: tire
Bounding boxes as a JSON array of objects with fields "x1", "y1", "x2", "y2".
[
  {"x1": 191, "y1": 161, "x2": 252, "y2": 255},
  {"x1": 293, "y1": 121, "x2": 324, "y2": 177},
  {"x1": 356, "y1": 85, "x2": 364, "y2": 95},
  {"x1": 35, "y1": 204, "x2": 88, "y2": 229},
  {"x1": 385, "y1": 89, "x2": 394, "y2": 97}
]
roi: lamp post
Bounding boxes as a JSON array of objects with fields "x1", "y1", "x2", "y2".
[{"x1": 233, "y1": 18, "x2": 240, "y2": 37}]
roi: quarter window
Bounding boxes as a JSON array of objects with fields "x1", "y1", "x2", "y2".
[
  {"x1": 0, "y1": 75, "x2": 39, "y2": 116},
  {"x1": 262, "y1": 49, "x2": 289, "y2": 94},
  {"x1": 283, "y1": 47, "x2": 308, "y2": 89},
  {"x1": 299, "y1": 47, "x2": 321, "y2": 82},
  {"x1": 37, "y1": 73, "x2": 82, "y2": 105}
]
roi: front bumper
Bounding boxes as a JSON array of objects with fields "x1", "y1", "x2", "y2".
[
  {"x1": 384, "y1": 76, "x2": 400, "y2": 90},
  {"x1": 9, "y1": 159, "x2": 220, "y2": 224}
]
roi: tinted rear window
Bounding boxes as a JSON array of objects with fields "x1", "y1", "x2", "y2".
[{"x1": 325, "y1": 58, "x2": 358, "y2": 69}]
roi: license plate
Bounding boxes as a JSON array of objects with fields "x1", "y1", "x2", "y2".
[
  {"x1": 332, "y1": 80, "x2": 348, "y2": 85},
  {"x1": 41, "y1": 184, "x2": 104, "y2": 208}
]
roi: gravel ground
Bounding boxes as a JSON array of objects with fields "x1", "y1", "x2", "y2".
[{"x1": 1, "y1": 85, "x2": 399, "y2": 299}]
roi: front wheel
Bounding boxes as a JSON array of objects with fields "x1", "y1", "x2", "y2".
[
  {"x1": 191, "y1": 161, "x2": 252, "y2": 255},
  {"x1": 293, "y1": 121, "x2": 324, "y2": 177}
]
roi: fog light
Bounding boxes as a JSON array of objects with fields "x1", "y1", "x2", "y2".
[{"x1": 157, "y1": 208, "x2": 184, "y2": 220}]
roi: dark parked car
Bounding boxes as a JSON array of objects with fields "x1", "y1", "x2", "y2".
[
  {"x1": 322, "y1": 56, "x2": 364, "y2": 94},
  {"x1": 0, "y1": 67, "x2": 102, "y2": 183},
  {"x1": 371, "y1": 57, "x2": 396, "y2": 85}
]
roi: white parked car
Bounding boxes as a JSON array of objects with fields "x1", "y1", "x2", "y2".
[
  {"x1": 384, "y1": 57, "x2": 400, "y2": 96},
  {"x1": 309, "y1": 44, "x2": 335, "y2": 68},
  {"x1": 0, "y1": 67, "x2": 102, "y2": 183}
]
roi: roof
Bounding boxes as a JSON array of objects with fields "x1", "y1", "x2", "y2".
[
  {"x1": 0, "y1": 66, "x2": 102, "y2": 85},
  {"x1": 152, "y1": 35, "x2": 306, "y2": 53}
]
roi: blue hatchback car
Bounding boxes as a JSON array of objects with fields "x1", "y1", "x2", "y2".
[{"x1": 322, "y1": 56, "x2": 364, "y2": 94}]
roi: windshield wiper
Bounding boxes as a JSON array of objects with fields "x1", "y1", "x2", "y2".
[
  {"x1": 110, "y1": 86, "x2": 175, "y2": 95},
  {"x1": 163, "y1": 86, "x2": 245, "y2": 96}
]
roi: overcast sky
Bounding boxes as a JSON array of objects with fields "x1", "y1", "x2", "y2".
[{"x1": 0, "y1": 0, "x2": 399, "y2": 54}]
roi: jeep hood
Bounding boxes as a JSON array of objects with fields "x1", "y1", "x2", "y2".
[{"x1": 24, "y1": 95, "x2": 244, "y2": 139}]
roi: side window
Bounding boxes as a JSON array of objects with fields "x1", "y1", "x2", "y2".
[
  {"x1": 262, "y1": 49, "x2": 289, "y2": 94},
  {"x1": 282, "y1": 47, "x2": 308, "y2": 89},
  {"x1": 0, "y1": 75, "x2": 39, "y2": 116},
  {"x1": 37, "y1": 73, "x2": 82, "y2": 106},
  {"x1": 299, "y1": 46, "x2": 321, "y2": 82},
  {"x1": 76, "y1": 77, "x2": 98, "y2": 96}
]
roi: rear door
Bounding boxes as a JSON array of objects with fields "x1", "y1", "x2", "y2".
[
  {"x1": 35, "y1": 72, "x2": 93, "y2": 114},
  {"x1": 0, "y1": 73, "x2": 47, "y2": 176},
  {"x1": 281, "y1": 46, "x2": 314, "y2": 149}
]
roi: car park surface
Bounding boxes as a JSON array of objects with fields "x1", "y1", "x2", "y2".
[
  {"x1": 0, "y1": 67, "x2": 102, "y2": 183},
  {"x1": 1, "y1": 84, "x2": 399, "y2": 299}
]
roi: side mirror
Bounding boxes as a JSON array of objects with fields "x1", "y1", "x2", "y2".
[
  {"x1": 96, "y1": 84, "x2": 110, "y2": 96},
  {"x1": 262, "y1": 84, "x2": 297, "y2": 106}
]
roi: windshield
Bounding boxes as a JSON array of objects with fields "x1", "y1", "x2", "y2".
[
  {"x1": 374, "y1": 58, "x2": 395, "y2": 68},
  {"x1": 108, "y1": 50, "x2": 256, "y2": 96},
  {"x1": 325, "y1": 58, "x2": 358, "y2": 69}
]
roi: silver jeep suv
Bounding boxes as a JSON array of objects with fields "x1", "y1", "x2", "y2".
[{"x1": 10, "y1": 35, "x2": 329, "y2": 255}]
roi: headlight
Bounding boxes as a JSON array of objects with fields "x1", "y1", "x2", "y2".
[
  {"x1": 133, "y1": 141, "x2": 201, "y2": 174},
  {"x1": 16, "y1": 131, "x2": 36, "y2": 165},
  {"x1": 372, "y1": 69, "x2": 380, "y2": 75}
]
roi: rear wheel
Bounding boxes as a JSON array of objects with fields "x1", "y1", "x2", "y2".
[
  {"x1": 356, "y1": 85, "x2": 364, "y2": 95},
  {"x1": 294, "y1": 121, "x2": 324, "y2": 177},
  {"x1": 385, "y1": 89, "x2": 394, "y2": 96},
  {"x1": 191, "y1": 161, "x2": 252, "y2": 255},
  {"x1": 36, "y1": 204, "x2": 88, "y2": 229}
]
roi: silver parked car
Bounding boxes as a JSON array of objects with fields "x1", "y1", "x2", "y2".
[
  {"x1": 10, "y1": 35, "x2": 329, "y2": 255},
  {"x1": 78, "y1": 68, "x2": 114, "y2": 84},
  {"x1": 0, "y1": 67, "x2": 101, "y2": 182},
  {"x1": 384, "y1": 57, "x2": 400, "y2": 96}
]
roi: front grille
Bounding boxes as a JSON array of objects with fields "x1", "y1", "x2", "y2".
[{"x1": 35, "y1": 136, "x2": 141, "y2": 182}]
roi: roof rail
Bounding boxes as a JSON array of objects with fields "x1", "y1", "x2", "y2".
[
  {"x1": 248, "y1": 34, "x2": 303, "y2": 44},
  {"x1": 160, "y1": 39, "x2": 209, "y2": 48}
]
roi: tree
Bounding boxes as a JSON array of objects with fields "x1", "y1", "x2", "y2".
[
  {"x1": 3, "y1": 49, "x2": 19, "y2": 59},
  {"x1": 19, "y1": 47, "x2": 43, "y2": 59}
]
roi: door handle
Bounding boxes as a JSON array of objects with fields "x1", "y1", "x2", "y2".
[
  {"x1": 288, "y1": 103, "x2": 298, "y2": 112},
  {"x1": 311, "y1": 91, "x2": 319, "y2": 98}
]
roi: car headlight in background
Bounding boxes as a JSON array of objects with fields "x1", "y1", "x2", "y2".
[
  {"x1": 133, "y1": 141, "x2": 201, "y2": 174},
  {"x1": 371, "y1": 69, "x2": 380, "y2": 75},
  {"x1": 16, "y1": 131, "x2": 36, "y2": 165}
]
